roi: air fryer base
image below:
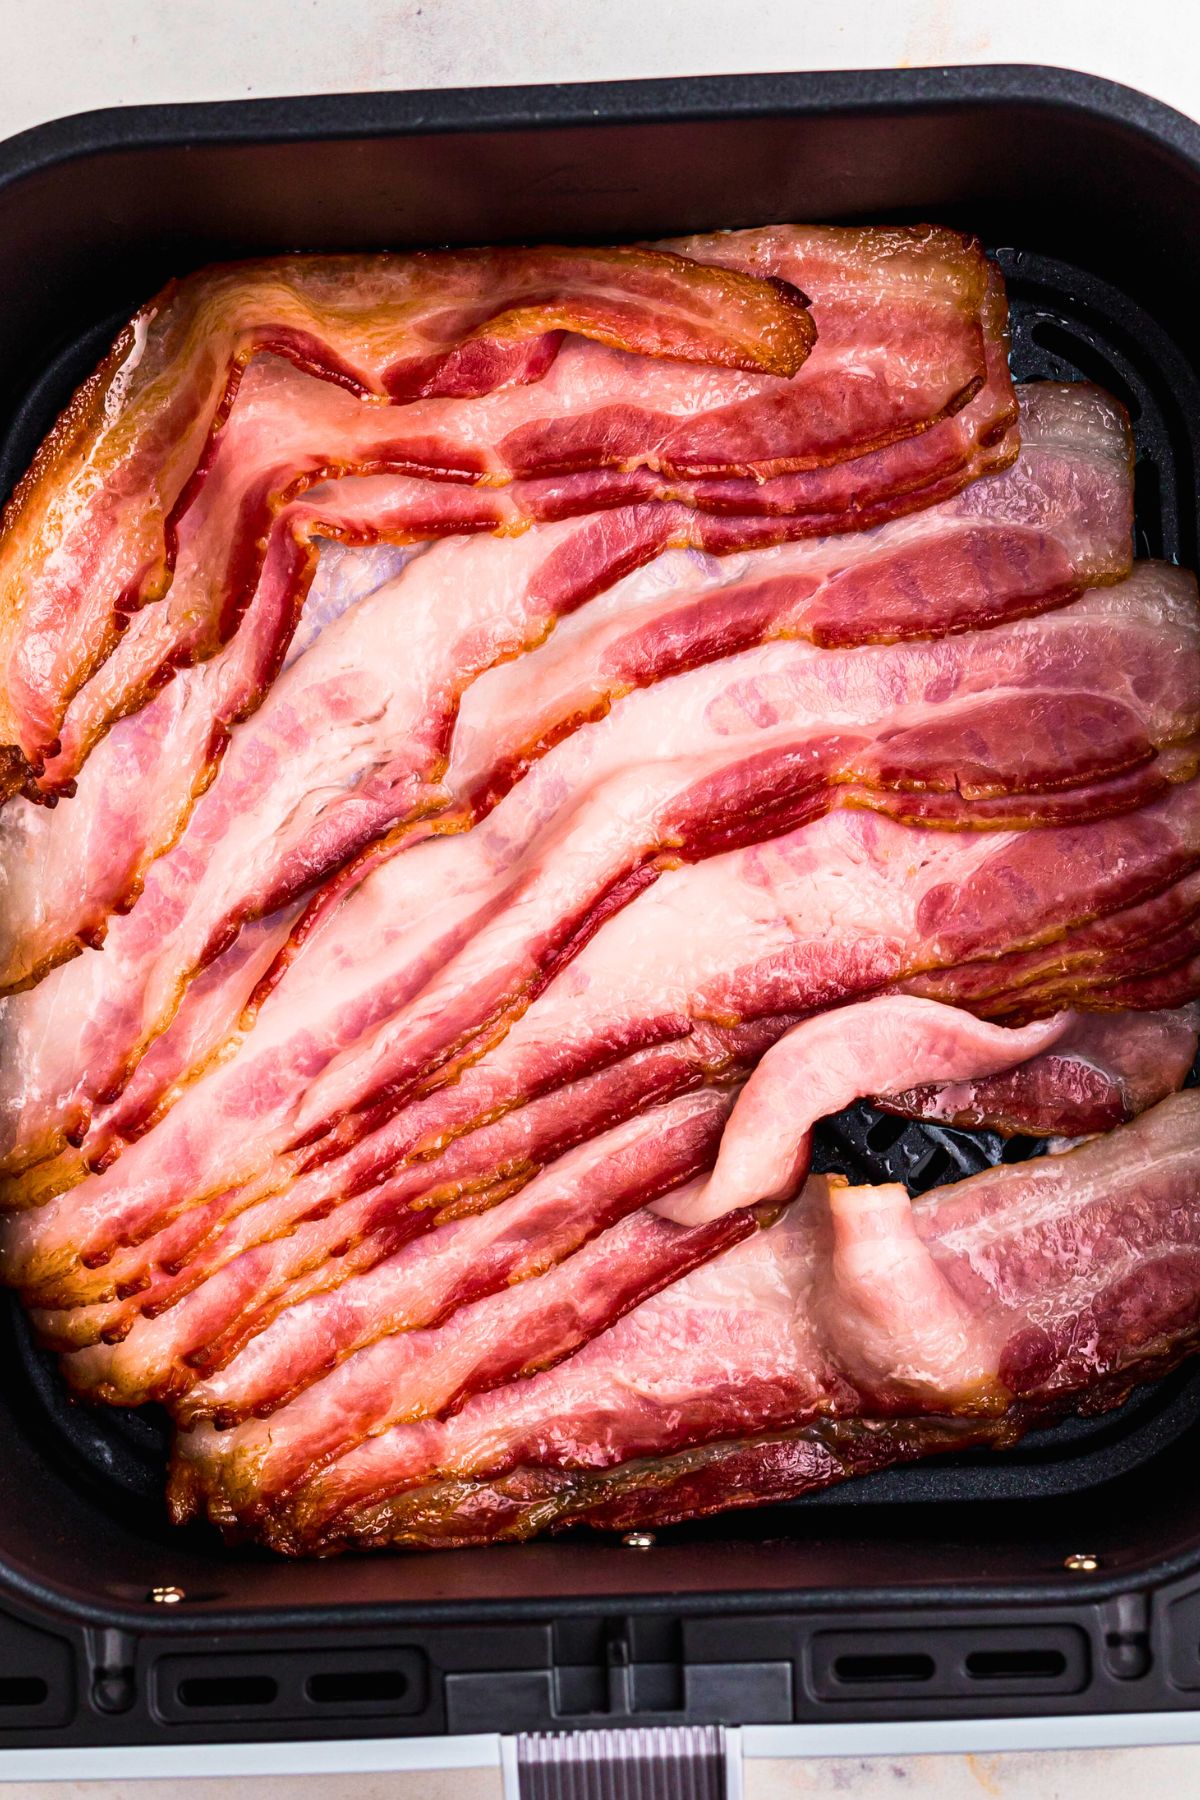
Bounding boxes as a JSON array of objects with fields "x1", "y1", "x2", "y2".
[{"x1": 0, "y1": 64, "x2": 1199, "y2": 1752}]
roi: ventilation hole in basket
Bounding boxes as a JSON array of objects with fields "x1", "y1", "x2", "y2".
[
  {"x1": 176, "y1": 1674, "x2": 278, "y2": 1709},
  {"x1": 1000, "y1": 1136, "x2": 1045, "y2": 1163},
  {"x1": 965, "y1": 1648, "x2": 1066, "y2": 1680},
  {"x1": 911, "y1": 1147, "x2": 953, "y2": 1191},
  {"x1": 306, "y1": 1669, "x2": 410, "y2": 1705},
  {"x1": 834, "y1": 1652, "x2": 934, "y2": 1684},
  {"x1": 1028, "y1": 320, "x2": 1142, "y2": 420},
  {"x1": 865, "y1": 1114, "x2": 908, "y2": 1154},
  {"x1": 0, "y1": 1678, "x2": 47, "y2": 1708}
]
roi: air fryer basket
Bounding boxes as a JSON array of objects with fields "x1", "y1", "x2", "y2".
[{"x1": 1, "y1": 66, "x2": 1200, "y2": 1752}]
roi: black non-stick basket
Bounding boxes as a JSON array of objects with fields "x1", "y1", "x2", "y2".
[{"x1": 0, "y1": 62, "x2": 1199, "y2": 1761}]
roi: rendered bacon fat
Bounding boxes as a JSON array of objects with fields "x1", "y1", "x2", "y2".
[{"x1": 0, "y1": 244, "x2": 816, "y2": 790}]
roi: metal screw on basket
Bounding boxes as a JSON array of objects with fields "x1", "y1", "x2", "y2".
[
  {"x1": 622, "y1": 1531, "x2": 656, "y2": 1550},
  {"x1": 1063, "y1": 1553, "x2": 1101, "y2": 1573},
  {"x1": 148, "y1": 1584, "x2": 186, "y2": 1605}
]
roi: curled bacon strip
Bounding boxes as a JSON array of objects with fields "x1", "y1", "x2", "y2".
[{"x1": 0, "y1": 244, "x2": 816, "y2": 789}]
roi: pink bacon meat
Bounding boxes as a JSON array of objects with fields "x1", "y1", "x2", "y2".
[
  {"x1": 24, "y1": 226, "x2": 1002, "y2": 804},
  {"x1": 8, "y1": 777, "x2": 1200, "y2": 1309},
  {"x1": 164, "y1": 1092, "x2": 1200, "y2": 1550},
  {"x1": 880, "y1": 1003, "x2": 1200, "y2": 1137},
  {"x1": 0, "y1": 243, "x2": 816, "y2": 792},
  {"x1": 0, "y1": 384, "x2": 1138, "y2": 1192}
]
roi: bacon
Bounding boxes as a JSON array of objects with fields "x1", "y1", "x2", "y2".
[
  {"x1": 8, "y1": 907, "x2": 303, "y2": 1214},
  {"x1": 879, "y1": 1003, "x2": 1200, "y2": 1136},
  {"x1": 178, "y1": 1196, "x2": 764, "y2": 1527},
  {"x1": 0, "y1": 388, "x2": 1137, "y2": 1185},
  {"x1": 0, "y1": 245, "x2": 817, "y2": 791},
  {"x1": 13, "y1": 227, "x2": 1004, "y2": 803},
  {"x1": 902, "y1": 866, "x2": 1200, "y2": 1019},
  {"x1": 165, "y1": 1091, "x2": 1200, "y2": 1548},
  {"x1": 9, "y1": 778, "x2": 1200, "y2": 1308},
  {"x1": 0, "y1": 370, "x2": 1100, "y2": 995},
  {"x1": 655, "y1": 999, "x2": 1070, "y2": 1225},
  {"x1": 56, "y1": 1084, "x2": 740, "y2": 1411}
]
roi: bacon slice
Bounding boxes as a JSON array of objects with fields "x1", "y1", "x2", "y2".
[
  {"x1": 164, "y1": 1090, "x2": 1200, "y2": 1548},
  {"x1": 174, "y1": 1192, "x2": 764, "y2": 1525},
  {"x1": 9, "y1": 778, "x2": 1200, "y2": 1308},
  {"x1": 655, "y1": 999, "x2": 1070, "y2": 1225},
  {"x1": 8, "y1": 565, "x2": 1190, "y2": 1220},
  {"x1": 0, "y1": 245, "x2": 817, "y2": 791},
  {"x1": 879, "y1": 1003, "x2": 1200, "y2": 1136},
  {"x1": 55, "y1": 1083, "x2": 740, "y2": 1410},
  {"x1": 0, "y1": 368, "x2": 1095, "y2": 996},
  {"x1": 0, "y1": 388, "x2": 1137, "y2": 1190},
  {"x1": 16, "y1": 227, "x2": 1003, "y2": 802},
  {"x1": 0, "y1": 263, "x2": 1034, "y2": 1011}
]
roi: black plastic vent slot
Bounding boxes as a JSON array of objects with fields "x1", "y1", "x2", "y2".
[
  {"x1": 813, "y1": 1627, "x2": 1088, "y2": 1701},
  {"x1": 833, "y1": 1653, "x2": 934, "y2": 1685},
  {"x1": 0, "y1": 1678, "x2": 48, "y2": 1708},
  {"x1": 306, "y1": 1669, "x2": 410, "y2": 1705},
  {"x1": 155, "y1": 1647, "x2": 430, "y2": 1724},
  {"x1": 176, "y1": 1674, "x2": 278, "y2": 1710},
  {"x1": 964, "y1": 1649, "x2": 1067, "y2": 1681}
]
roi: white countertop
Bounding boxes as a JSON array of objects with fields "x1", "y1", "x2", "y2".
[
  {"x1": 1, "y1": 0, "x2": 1198, "y2": 1790},
  {"x1": 2, "y1": 0, "x2": 1199, "y2": 141}
]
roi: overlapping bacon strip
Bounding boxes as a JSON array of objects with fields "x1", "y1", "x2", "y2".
[
  {"x1": 0, "y1": 381, "x2": 1135, "y2": 1193},
  {"x1": 10, "y1": 773, "x2": 1200, "y2": 1340},
  {"x1": 164, "y1": 1092, "x2": 1200, "y2": 1549},
  {"x1": 879, "y1": 1003, "x2": 1200, "y2": 1137},
  {"x1": 5, "y1": 567, "x2": 1197, "y2": 1284},
  {"x1": 3, "y1": 219, "x2": 1200, "y2": 1557},
  {"x1": 0, "y1": 244, "x2": 818, "y2": 792}
]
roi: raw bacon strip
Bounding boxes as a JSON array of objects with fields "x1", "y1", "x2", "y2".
[
  {"x1": 0, "y1": 245, "x2": 815, "y2": 790},
  {"x1": 92, "y1": 610, "x2": 1191, "y2": 1188},
  {"x1": 12, "y1": 780, "x2": 1200, "y2": 1305},
  {"x1": 879, "y1": 1004, "x2": 1200, "y2": 1137},
  {"x1": 58, "y1": 1085, "x2": 737, "y2": 1411},
  {"x1": 177, "y1": 1193, "x2": 760, "y2": 1524},
  {"x1": 6, "y1": 279, "x2": 1027, "y2": 994},
  {"x1": 9, "y1": 374, "x2": 1125, "y2": 995},
  {"x1": 902, "y1": 866, "x2": 1200, "y2": 1018},
  {"x1": 36, "y1": 1020, "x2": 786, "y2": 1355},
  {"x1": 0, "y1": 389, "x2": 1136, "y2": 1184},
  {"x1": 6, "y1": 571, "x2": 1183, "y2": 1188},
  {"x1": 655, "y1": 999, "x2": 1069, "y2": 1225},
  {"x1": 14, "y1": 605, "x2": 1192, "y2": 1229},
  {"x1": 34, "y1": 229, "x2": 1003, "y2": 797},
  {"x1": 180, "y1": 1092, "x2": 1200, "y2": 1550},
  {"x1": 0, "y1": 374, "x2": 1079, "y2": 998},
  {"x1": 11, "y1": 907, "x2": 303, "y2": 1215}
]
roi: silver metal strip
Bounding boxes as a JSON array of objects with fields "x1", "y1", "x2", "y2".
[{"x1": 512, "y1": 1723, "x2": 729, "y2": 1799}]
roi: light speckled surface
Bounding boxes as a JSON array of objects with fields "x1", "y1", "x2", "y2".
[
  {"x1": 2, "y1": 0, "x2": 1199, "y2": 1788},
  {"x1": 1, "y1": 0, "x2": 1199, "y2": 135},
  {"x1": 0, "y1": 1777, "x2": 502, "y2": 1799},
  {"x1": 746, "y1": 1746, "x2": 1200, "y2": 1796}
]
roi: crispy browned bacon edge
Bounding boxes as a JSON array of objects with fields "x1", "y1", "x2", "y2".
[{"x1": 0, "y1": 244, "x2": 817, "y2": 790}]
